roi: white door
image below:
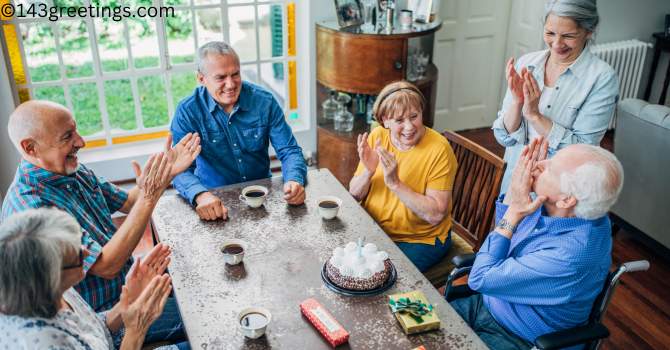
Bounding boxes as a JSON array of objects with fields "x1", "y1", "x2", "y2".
[
  {"x1": 433, "y1": 0, "x2": 512, "y2": 132},
  {"x1": 500, "y1": 0, "x2": 546, "y2": 102}
]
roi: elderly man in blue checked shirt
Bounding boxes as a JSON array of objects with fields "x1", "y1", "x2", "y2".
[
  {"x1": 449, "y1": 137, "x2": 623, "y2": 350},
  {"x1": 170, "y1": 41, "x2": 307, "y2": 221},
  {"x1": 2, "y1": 100, "x2": 201, "y2": 348}
]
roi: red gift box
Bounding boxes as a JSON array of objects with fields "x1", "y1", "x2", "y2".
[{"x1": 300, "y1": 298, "x2": 349, "y2": 347}]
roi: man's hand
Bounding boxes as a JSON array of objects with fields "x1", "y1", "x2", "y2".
[
  {"x1": 124, "y1": 243, "x2": 171, "y2": 304},
  {"x1": 131, "y1": 153, "x2": 172, "y2": 205},
  {"x1": 376, "y1": 147, "x2": 401, "y2": 191},
  {"x1": 504, "y1": 137, "x2": 548, "y2": 225},
  {"x1": 195, "y1": 191, "x2": 228, "y2": 220},
  {"x1": 165, "y1": 132, "x2": 201, "y2": 178},
  {"x1": 357, "y1": 132, "x2": 379, "y2": 176},
  {"x1": 283, "y1": 181, "x2": 305, "y2": 205}
]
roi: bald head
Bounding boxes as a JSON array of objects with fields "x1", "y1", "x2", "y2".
[
  {"x1": 7, "y1": 100, "x2": 84, "y2": 175},
  {"x1": 557, "y1": 144, "x2": 624, "y2": 219},
  {"x1": 8, "y1": 100, "x2": 72, "y2": 153}
]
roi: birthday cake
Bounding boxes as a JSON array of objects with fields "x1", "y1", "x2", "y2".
[{"x1": 325, "y1": 242, "x2": 393, "y2": 291}]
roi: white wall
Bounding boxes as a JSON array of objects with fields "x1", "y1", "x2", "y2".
[
  {"x1": 0, "y1": 35, "x2": 20, "y2": 199},
  {"x1": 597, "y1": 0, "x2": 670, "y2": 104}
]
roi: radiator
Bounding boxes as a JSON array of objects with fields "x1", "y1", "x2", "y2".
[{"x1": 591, "y1": 39, "x2": 653, "y2": 128}]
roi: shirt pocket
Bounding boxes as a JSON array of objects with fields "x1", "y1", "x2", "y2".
[
  {"x1": 239, "y1": 127, "x2": 267, "y2": 152},
  {"x1": 205, "y1": 131, "x2": 226, "y2": 145}
]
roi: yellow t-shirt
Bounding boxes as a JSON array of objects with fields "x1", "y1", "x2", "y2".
[{"x1": 354, "y1": 127, "x2": 458, "y2": 245}]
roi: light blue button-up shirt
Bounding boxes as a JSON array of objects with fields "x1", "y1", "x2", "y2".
[
  {"x1": 171, "y1": 82, "x2": 307, "y2": 204},
  {"x1": 493, "y1": 47, "x2": 619, "y2": 192},
  {"x1": 468, "y1": 199, "x2": 612, "y2": 343}
]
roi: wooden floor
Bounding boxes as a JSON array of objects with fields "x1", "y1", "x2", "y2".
[{"x1": 457, "y1": 128, "x2": 670, "y2": 350}]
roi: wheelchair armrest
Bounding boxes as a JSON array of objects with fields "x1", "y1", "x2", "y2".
[
  {"x1": 452, "y1": 253, "x2": 476, "y2": 268},
  {"x1": 534, "y1": 323, "x2": 609, "y2": 350}
]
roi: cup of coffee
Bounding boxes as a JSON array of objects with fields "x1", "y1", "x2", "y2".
[
  {"x1": 237, "y1": 307, "x2": 272, "y2": 339},
  {"x1": 221, "y1": 239, "x2": 247, "y2": 265},
  {"x1": 317, "y1": 196, "x2": 342, "y2": 220},
  {"x1": 239, "y1": 185, "x2": 268, "y2": 208}
]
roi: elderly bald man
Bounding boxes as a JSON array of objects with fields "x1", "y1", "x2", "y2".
[
  {"x1": 449, "y1": 137, "x2": 623, "y2": 350},
  {"x1": 1, "y1": 100, "x2": 201, "y2": 347}
]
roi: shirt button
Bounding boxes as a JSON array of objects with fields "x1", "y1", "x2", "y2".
[
  {"x1": 212, "y1": 140, "x2": 217, "y2": 143},
  {"x1": 238, "y1": 159, "x2": 242, "y2": 163},
  {"x1": 233, "y1": 143, "x2": 237, "y2": 146},
  {"x1": 243, "y1": 176, "x2": 247, "y2": 180},
  {"x1": 228, "y1": 122, "x2": 232, "y2": 125},
  {"x1": 547, "y1": 105, "x2": 551, "y2": 108},
  {"x1": 555, "y1": 86, "x2": 559, "y2": 90}
]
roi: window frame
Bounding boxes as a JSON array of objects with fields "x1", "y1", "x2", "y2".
[{"x1": 1, "y1": 0, "x2": 305, "y2": 150}]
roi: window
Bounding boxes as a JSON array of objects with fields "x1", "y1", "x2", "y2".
[{"x1": 1, "y1": 0, "x2": 303, "y2": 149}]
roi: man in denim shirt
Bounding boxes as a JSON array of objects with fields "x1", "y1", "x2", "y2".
[
  {"x1": 450, "y1": 137, "x2": 623, "y2": 350},
  {"x1": 171, "y1": 41, "x2": 307, "y2": 220}
]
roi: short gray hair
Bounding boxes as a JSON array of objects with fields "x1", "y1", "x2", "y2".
[
  {"x1": 197, "y1": 41, "x2": 239, "y2": 74},
  {"x1": 544, "y1": 0, "x2": 599, "y2": 33},
  {"x1": 560, "y1": 145, "x2": 624, "y2": 220},
  {"x1": 0, "y1": 208, "x2": 81, "y2": 318}
]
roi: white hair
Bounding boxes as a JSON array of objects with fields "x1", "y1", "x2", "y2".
[
  {"x1": 7, "y1": 109, "x2": 40, "y2": 151},
  {"x1": 545, "y1": 0, "x2": 599, "y2": 33},
  {"x1": 197, "y1": 41, "x2": 239, "y2": 74},
  {"x1": 0, "y1": 208, "x2": 82, "y2": 318},
  {"x1": 559, "y1": 146, "x2": 624, "y2": 220}
]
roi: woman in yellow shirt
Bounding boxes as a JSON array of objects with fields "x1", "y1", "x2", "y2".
[{"x1": 349, "y1": 81, "x2": 458, "y2": 272}]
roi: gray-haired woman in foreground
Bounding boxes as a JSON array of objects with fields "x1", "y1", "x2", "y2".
[{"x1": 0, "y1": 208, "x2": 180, "y2": 349}]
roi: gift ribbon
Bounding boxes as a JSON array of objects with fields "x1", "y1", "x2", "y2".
[{"x1": 389, "y1": 297, "x2": 434, "y2": 323}]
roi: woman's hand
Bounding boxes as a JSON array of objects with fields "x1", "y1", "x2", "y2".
[
  {"x1": 522, "y1": 69, "x2": 541, "y2": 121},
  {"x1": 124, "y1": 243, "x2": 171, "y2": 304},
  {"x1": 120, "y1": 274, "x2": 172, "y2": 336},
  {"x1": 506, "y1": 57, "x2": 525, "y2": 105},
  {"x1": 504, "y1": 137, "x2": 548, "y2": 224},
  {"x1": 376, "y1": 147, "x2": 400, "y2": 190},
  {"x1": 357, "y1": 132, "x2": 379, "y2": 175}
]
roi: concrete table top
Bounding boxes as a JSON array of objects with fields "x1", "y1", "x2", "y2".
[{"x1": 152, "y1": 168, "x2": 487, "y2": 350}]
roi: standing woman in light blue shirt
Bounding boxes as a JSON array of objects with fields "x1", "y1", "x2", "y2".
[{"x1": 493, "y1": 0, "x2": 619, "y2": 192}]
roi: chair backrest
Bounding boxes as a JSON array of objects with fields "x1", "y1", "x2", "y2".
[{"x1": 442, "y1": 130, "x2": 506, "y2": 250}]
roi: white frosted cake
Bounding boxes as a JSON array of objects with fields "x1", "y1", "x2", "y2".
[{"x1": 325, "y1": 242, "x2": 392, "y2": 291}]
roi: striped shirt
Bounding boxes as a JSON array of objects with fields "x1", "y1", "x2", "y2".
[{"x1": 2, "y1": 160, "x2": 131, "y2": 312}]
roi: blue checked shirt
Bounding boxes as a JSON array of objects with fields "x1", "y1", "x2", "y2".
[
  {"x1": 170, "y1": 82, "x2": 307, "y2": 204},
  {"x1": 468, "y1": 199, "x2": 612, "y2": 343},
  {"x1": 2, "y1": 160, "x2": 132, "y2": 312}
]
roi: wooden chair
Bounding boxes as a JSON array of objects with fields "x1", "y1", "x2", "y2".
[{"x1": 423, "y1": 130, "x2": 506, "y2": 287}]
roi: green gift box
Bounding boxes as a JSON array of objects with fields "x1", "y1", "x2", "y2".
[{"x1": 388, "y1": 290, "x2": 441, "y2": 334}]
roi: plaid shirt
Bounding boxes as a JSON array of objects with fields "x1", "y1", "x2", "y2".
[{"x1": 2, "y1": 160, "x2": 131, "y2": 312}]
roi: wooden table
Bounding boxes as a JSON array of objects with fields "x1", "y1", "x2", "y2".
[{"x1": 152, "y1": 169, "x2": 487, "y2": 350}]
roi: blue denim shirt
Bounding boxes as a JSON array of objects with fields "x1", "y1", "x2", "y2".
[
  {"x1": 170, "y1": 82, "x2": 307, "y2": 204},
  {"x1": 492, "y1": 47, "x2": 619, "y2": 192},
  {"x1": 468, "y1": 199, "x2": 612, "y2": 343}
]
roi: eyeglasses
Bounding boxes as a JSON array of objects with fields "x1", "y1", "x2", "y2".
[{"x1": 62, "y1": 249, "x2": 84, "y2": 270}]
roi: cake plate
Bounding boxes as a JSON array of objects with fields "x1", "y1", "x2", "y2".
[{"x1": 321, "y1": 262, "x2": 397, "y2": 297}]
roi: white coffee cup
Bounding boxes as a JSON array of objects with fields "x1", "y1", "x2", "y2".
[
  {"x1": 220, "y1": 239, "x2": 247, "y2": 265},
  {"x1": 239, "y1": 185, "x2": 268, "y2": 208},
  {"x1": 316, "y1": 196, "x2": 342, "y2": 220},
  {"x1": 238, "y1": 307, "x2": 272, "y2": 339}
]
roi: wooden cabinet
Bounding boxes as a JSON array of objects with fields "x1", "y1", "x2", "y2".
[{"x1": 316, "y1": 21, "x2": 442, "y2": 187}]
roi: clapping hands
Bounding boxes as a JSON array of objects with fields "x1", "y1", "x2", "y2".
[
  {"x1": 506, "y1": 57, "x2": 541, "y2": 121},
  {"x1": 505, "y1": 137, "x2": 549, "y2": 222}
]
